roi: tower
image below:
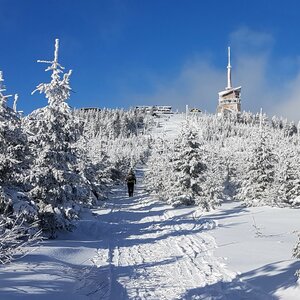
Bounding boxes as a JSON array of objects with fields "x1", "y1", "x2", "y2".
[{"x1": 217, "y1": 47, "x2": 241, "y2": 115}]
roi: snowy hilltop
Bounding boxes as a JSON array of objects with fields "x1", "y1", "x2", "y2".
[{"x1": 1, "y1": 111, "x2": 300, "y2": 299}]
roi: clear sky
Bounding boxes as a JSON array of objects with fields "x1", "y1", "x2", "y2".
[{"x1": 1, "y1": 0, "x2": 300, "y2": 120}]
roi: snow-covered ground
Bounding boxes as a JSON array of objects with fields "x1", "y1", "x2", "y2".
[
  {"x1": 207, "y1": 202, "x2": 300, "y2": 299},
  {"x1": 1, "y1": 114, "x2": 300, "y2": 299}
]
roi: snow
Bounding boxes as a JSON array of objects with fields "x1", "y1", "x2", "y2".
[
  {"x1": 206, "y1": 201, "x2": 300, "y2": 299},
  {"x1": 1, "y1": 114, "x2": 300, "y2": 299},
  {"x1": 218, "y1": 86, "x2": 242, "y2": 97}
]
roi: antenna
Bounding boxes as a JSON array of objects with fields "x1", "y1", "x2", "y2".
[{"x1": 226, "y1": 46, "x2": 232, "y2": 89}]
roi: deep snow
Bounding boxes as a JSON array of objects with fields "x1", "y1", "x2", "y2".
[
  {"x1": 1, "y1": 114, "x2": 300, "y2": 299},
  {"x1": 208, "y1": 201, "x2": 300, "y2": 299}
]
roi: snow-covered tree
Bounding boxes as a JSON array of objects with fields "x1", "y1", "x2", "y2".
[
  {"x1": 75, "y1": 107, "x2": 152, "y2": 184},
  {"x1": 0, "y1": 72, "x2": 39, "y2": 264},
  {"x1": 24, "y1": 39, "x2": 100, "y2": 236},
  {"x1": 144, "y1": 134, "x2": 175, "y2": 199},
  {"x1": 0, "y1": 72, "x2": 36, "y2": 222},
  {"x1": 0, "y1": 71, "x2": 22, "y2": 187},
  {"x1": 274, "y1": 144, "x2": 300, "y2": 207},
  {"x1": 75, "y1": 108, "x2": 150, "y2": 140},
  {"x1": 145, "y1": 121, "x2": 223, "y2": 210},
  {"x1": 166, "y1": 126, "x2": 207, "y2": 207},
  {"x1": 236, "y1": 129, "x2": 277, "y2": 206}
]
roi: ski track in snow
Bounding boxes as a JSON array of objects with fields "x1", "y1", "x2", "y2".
[
  {"x1": 85, "y1": 174, "x2": 235, "y2": 300},
  {"x1": 0, "y1": 167, "x2": 252, "y2": 300},
  {"x1": 75, "y1": 167, "x2": 275, "y2": 300},
  {"x1": 72, "y1": 167, "x2": 272, "y2": 300}
]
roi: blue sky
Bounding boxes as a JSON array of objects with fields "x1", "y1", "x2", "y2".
[{"x1": 1, "y1": 0, "x2": 300, "y2": 120}]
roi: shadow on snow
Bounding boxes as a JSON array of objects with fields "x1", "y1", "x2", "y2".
[{"x1": 180, "y1": 260, "x2": 300, "y2": 299}]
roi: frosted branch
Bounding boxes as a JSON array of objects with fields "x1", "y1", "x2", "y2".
[
  {"x1": 13, "y1": 94, "x2": 18, "y2": 112},
  {"x1": 0, "y1": 71, "x2": 12, "y2": 107},
  {"x1": 0, "y1": 216, "x2": 42, "y2": 265},
  {"x1": 36, "y1": 38, "x2": 65, "y2": 72},
  {"x1": 0, "y1": 71, "x2": 6, "y2": 92},
  {"x1": 54, "y1": 38, "x2": 59, "y2": 63},
  {"x1": 32, "y1": 39, "x2": 72, "y2": 105}
]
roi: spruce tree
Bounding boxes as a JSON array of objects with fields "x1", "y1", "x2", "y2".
[
  {"x1": 0, "y1": 71, "x2": 36, "y2": 222},
  {"x1": 237, "y1": 130, "x2": 277, "y2": 206},
  {"x1": 24, "y1": 39, "x2": 97, "y2": 235},
  {"x1": 166, "y1": 124, "x2": 207, "y2": 207},
  {"x1": 275, "y1": 147, "x2": 300, "y2": 207}
]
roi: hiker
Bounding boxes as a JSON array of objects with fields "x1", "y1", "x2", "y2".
[{"x1": 125, "y1": 169, "x2": 136, "y2": 197}]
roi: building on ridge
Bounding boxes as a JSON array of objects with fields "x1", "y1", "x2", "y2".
[{"x1": 217, "y1": 47, "x2": 241, "y2": 116}]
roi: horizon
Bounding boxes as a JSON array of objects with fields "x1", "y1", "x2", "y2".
[{"x1": 1, "y1": 0, "x2": 300, "y2": 121}]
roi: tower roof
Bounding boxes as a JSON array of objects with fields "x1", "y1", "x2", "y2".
[{"x1": 218, "y1": 86, "x2": 241, "y2": 97}]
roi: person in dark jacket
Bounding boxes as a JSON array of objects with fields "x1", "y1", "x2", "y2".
[{"x1": 125, "y1": 169, "x2": 136, "y2": 197}]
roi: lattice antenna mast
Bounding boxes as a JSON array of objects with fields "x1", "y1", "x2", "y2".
[{"x1": 226, "y1": 46, "x2": 232, "y2": 90}]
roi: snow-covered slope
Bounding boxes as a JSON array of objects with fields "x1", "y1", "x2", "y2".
[
  {"x1": 207, "y1": 201, "x2": 300, "y2": 299},
  {"x1": 1, "y1": 113, "x2": 299, "y2": 299}
]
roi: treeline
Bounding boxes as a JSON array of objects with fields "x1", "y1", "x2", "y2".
[
  {"x1": 146, "y1": 112, "x2": 300, "y2": 209},
  {"x1": 75, "y1": 108, "x2": 150, "y2": 139}
]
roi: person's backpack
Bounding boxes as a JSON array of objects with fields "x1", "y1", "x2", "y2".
[{"x1": 127, "y1": 174, "x2": 135, "y2": 183}]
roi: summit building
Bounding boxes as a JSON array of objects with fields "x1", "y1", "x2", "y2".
[{"x1": 217, "y1": 47, "x2": 241, "y2": 115}]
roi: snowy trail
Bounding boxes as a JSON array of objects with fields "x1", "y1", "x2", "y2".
[
  {"x1": 1, "y1": 166, "x2": 297, "y2": 299},
  {"x1": 1, "y1": 166, "x2": 234, "y2": 300},
  {"x1": 86, "y1": 167, "x2": 235, "y2": 299},
  {"x1": 73, "y1": 167, "x2": 273, "y2": 300}
]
